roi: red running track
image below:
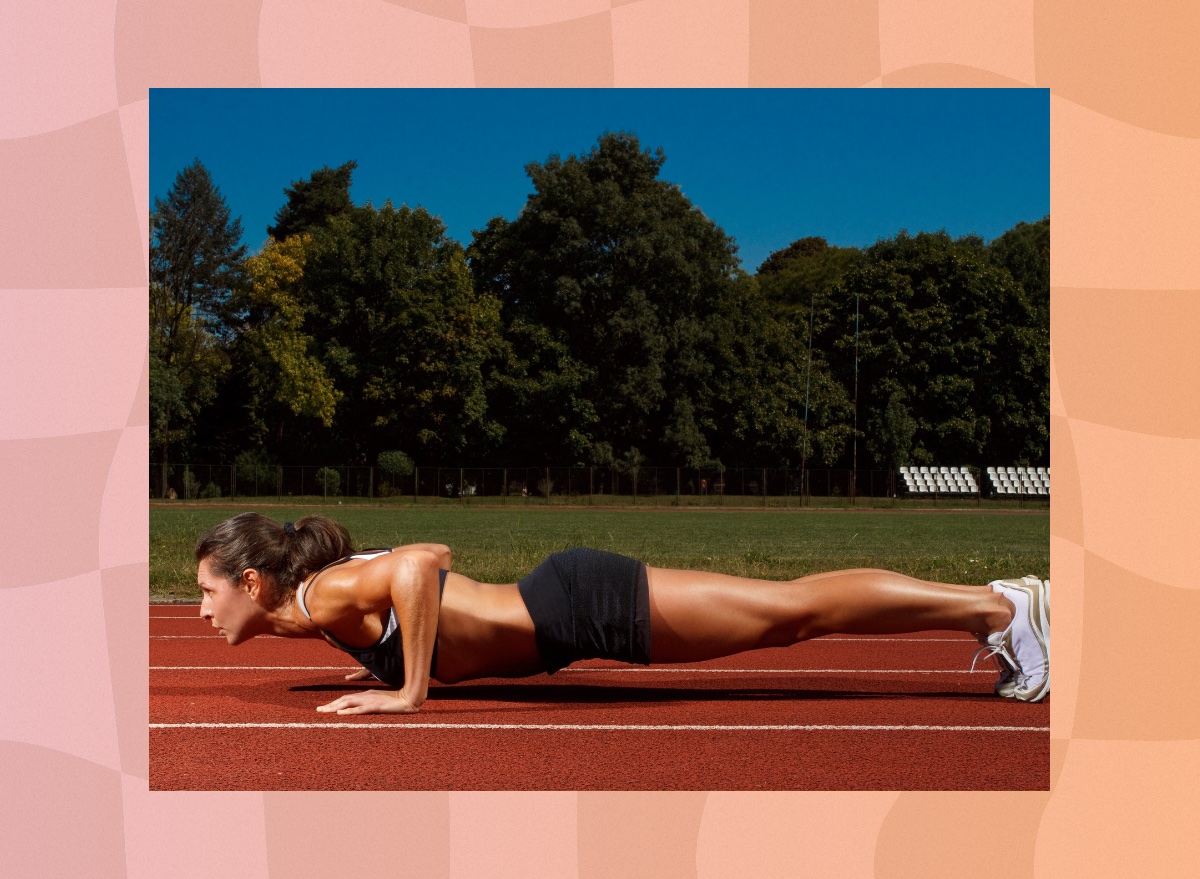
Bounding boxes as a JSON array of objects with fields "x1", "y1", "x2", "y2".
[{"x1": 150, "y1": 605, "x2": 1049, "y2": 790}]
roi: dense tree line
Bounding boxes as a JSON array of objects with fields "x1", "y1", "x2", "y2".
[{"x1": 149, "y1": 136, "x2": 1049, "y2": 486}]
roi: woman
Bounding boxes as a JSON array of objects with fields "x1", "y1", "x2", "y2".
[{"x1": 194, "y1": 513, "x2": 1049, "y2": 715}]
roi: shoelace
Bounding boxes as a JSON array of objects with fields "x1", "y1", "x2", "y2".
[{"x1": 970, "y1": 622, "x2": 1018, "y2": 674}]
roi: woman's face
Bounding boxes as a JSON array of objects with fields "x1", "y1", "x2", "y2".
[{"x1": 197, "y1": 557, "x2": 262, "y2": 645}]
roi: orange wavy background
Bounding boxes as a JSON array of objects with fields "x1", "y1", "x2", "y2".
[{"x1": 2, "y1": 1, "x2": 1197, "y2": 875}]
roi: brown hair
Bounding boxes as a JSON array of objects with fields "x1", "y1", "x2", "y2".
[{"x1": 195, "y1": 512, "x2": 353, "y2": 609}]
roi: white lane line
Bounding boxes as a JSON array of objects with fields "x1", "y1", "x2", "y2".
[
  {"x1": 152, "y1": 666, "x2": 358, "y2": 671},
  {"x1": 151, "y1": 722, "x2": 1048, "y2": 732},
  {"x1": 151, "y1": 635, "x2": 283, "y2": 639},
  {"x1": 150, "y1": 665, "x2": 993, "y2": 674},
  {"x1": 818, "y1": 637, "x2": 974, "y2": 642},
  {"x1": 563, "y1": 668, "x2": 990, "y2": 674}
]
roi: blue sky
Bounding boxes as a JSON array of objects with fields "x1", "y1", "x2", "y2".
[{"x1": 151, "y1": 89, "x2": 1048, "y2": 273}]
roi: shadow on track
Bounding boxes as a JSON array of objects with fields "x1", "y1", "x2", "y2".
[{"x1": 287, "y1": 681, "x2": 990, "y2": 703}]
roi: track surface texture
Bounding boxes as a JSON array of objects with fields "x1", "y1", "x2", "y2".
[{"x1": 151, "y1": 606, "x2": 1049, "y2": 790}]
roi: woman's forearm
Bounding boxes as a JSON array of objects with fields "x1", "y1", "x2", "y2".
[{"x1": 391, "y1": 552, "x2": 442, "y2": 709}]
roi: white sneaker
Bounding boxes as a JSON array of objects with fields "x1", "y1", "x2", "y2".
[
  {"x1": 972, "y1": 576, "x2": 1049, "y2": 700},
  {"x1": 991, "y1": 576, "x2": 1050, "y2": 702}
]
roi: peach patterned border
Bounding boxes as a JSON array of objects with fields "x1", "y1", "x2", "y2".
[{"x1": 2, "y1": 1, "x2": 1197, "y2": 876}]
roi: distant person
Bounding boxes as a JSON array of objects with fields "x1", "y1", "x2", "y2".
[
  {"x1": 700, "y1": 478, "x2": 707, "y2": 495},
  {"x1": 194, "y1": 513, "x2": 1050, "y2": 716}
]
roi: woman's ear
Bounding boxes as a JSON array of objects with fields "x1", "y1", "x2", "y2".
[{"x1": 241, "y1": 568, "x2": 263, "y2": 601}]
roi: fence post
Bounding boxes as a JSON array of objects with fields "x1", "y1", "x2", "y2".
[
  {"x1": 545, "y1": 467, "x2": 550, "y2": 505},
  {"x1": 460, "y1": 467, "x2": 464, "y2": 504},
  {"x1": 589, "y1": 467, "x2": 594, "y2": 506}
]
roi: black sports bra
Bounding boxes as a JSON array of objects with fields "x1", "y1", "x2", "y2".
[{"x1": 295, "y1": 549, "x2": 448, "y2": 686}]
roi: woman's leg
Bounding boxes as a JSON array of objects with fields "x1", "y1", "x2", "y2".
[{"x1": 647, "y1": 567, "x2": 1012, "y2": 664}]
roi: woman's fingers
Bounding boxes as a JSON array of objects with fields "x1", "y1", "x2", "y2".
[
  {"x1": 335, "y1": 703, "x2": 376, "y2": 715},
  {"x1": 316, "y1": 689, "x2": 415, "y2": 715}
]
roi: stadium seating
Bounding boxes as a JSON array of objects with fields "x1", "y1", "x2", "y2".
[
  {"x1": 898, "y1": 465, "x2": 1049, "y2": 498},
  {"x1": 898, "y1": 465, "x2": 978, "y2": 497},
  {"x1": 983, "y1": 465, "x2": 1049, "y2": 497}
]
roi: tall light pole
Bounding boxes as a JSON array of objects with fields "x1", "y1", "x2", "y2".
[
  {"x1": 851, "y1": 292, "x2": 859, "y2": 505},
  {"x1": 800, "y1": 287, "x2": 815, "y2": 507}
]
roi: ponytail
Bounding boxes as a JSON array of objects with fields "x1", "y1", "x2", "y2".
[{"x1": 195, "y1": 512, "x2": 353, "y2": 609}]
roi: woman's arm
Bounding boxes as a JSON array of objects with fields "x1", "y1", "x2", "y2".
[{"x1": 314, "y1": 550, "x2": 442, "y2": 715}]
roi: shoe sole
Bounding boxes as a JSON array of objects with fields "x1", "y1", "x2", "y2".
[
  {"x1": 991, "y1": 576, "x2": 1049, "y2": 701},
  {"x1": 1010, "y1": 577, "x2": 1050, "y2": 702}
]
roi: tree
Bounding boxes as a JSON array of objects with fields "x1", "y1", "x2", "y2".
[
  {"x1": 149, "y1": 159, "x2": 246, "y2": 493},
  {"x1": 225, "y1": 234, "x2": 341, "y2": 457},
  {"x1": 267, "y1": 160, "x2": 358, "y2": 241},
  {"x1": 710, "y1": 280, "x2": 852, "y2": 467},
  {"x1": 989, "y1": 217, "x2": 1049, "y2": 328},
  {"x1": 825, "y1": 229, "x2": 1046, "y2": 468},
  {"x1": 469, "y1": 132, "x2": 745, "y2": 465},
  {"x1": 756, "y1": 236, "x2": 862, "y2": 321},
  {"x1": 300, "y1": 202, "x2": 506, "y2": 463}
]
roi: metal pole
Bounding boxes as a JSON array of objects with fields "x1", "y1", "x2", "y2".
[
  {"x1": 801, "y1": 285, "x2": 815, "y2": 509},
  {"x1": 852, "y1": 292, "x2": 860, "y2": 506}
]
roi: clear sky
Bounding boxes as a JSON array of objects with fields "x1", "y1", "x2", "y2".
[{"x1": 151, "y1": 89, "x2": 1048, "y2": 273}]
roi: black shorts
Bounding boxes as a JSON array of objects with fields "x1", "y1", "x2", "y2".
[{"x1": 517, "y1": 548, "x2": 652, "y2": 674}]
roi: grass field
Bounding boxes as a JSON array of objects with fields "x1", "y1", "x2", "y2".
[{"x1": 151, "y1": 504, "x2": 1049, "y2": 602}]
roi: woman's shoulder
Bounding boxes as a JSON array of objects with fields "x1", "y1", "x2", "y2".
[{"x1": 305, "y1": 549, "x2": 439, "y2": 622}]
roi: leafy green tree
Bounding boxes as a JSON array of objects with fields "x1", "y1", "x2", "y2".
[
  {"x1": 230, "y1": 234, "x2": 341, "y2": 456},
  {"x1": 868, "y1": 387, "x2": 918, "y2": 470},
  {"x1": 268, "y1": 161, "x2": 358, "y2": 241},
  {"x1": 301, "y1": 202, "x2": 506, "y2": 463},
  {"x1": 711, "y1": 281, "x2": 852, "y2": 467},
  {"x1": 377, "y1": 449, "x2": 414, "y2": 478},
  {"x1": 989, "y1": 217, "x2": 1049, "y2": 327},
  {"x1": 826, "y1": 229, "x2": 1045, "y2": 468},
  {"x1": 469, "y1": 132, "x2": 745, "y2": 465},
  {"x1": 756, "y1": 236, "x2": 861, "y2": 321},
  {"x1": 149, "y1": 159, "x2": 246, "y2": 493}
]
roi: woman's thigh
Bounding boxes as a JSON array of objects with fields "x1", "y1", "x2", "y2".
[{"x1": 646, "y1": 566, "x2": 808, "y2": 663}]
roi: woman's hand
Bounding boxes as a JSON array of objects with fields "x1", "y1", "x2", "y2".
[
  {"x1": 344, "y1": 668, "x2": 374, "y2": 682},
  {"x1": 316, "y1": 689, "x2": 420, "y2": 715}
]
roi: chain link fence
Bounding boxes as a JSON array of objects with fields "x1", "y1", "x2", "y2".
[{"x1": 149, "y1": 463, "x2": 1048, "y2": 508}]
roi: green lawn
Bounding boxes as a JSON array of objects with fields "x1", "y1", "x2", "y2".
[{"x1": 152, "y1": 505, "x2": 1049, "y2": 602}]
